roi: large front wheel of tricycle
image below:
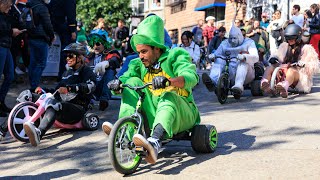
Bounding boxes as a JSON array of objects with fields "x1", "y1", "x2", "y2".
[
  {"x1": 216, "y1": 73, "x2": 229, "y2": 104},
  {"x1": 8, "y1": 102, "x2": 41, "y2": 142},
  {"x1": 191, "y1": 124, "x2": 218, "y2": 153},
  {"x1": 108, "y1": 117, "x2": 142, "y2": 175},
  {"x1": 270, "y1": 67, "x2": 281, "y2": 91}
]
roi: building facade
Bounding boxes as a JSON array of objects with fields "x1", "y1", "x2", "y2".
[
  {"x1": 165, "y1": 0, "x2": 226, "y2": 44},
  {"x1": 225, "y1": 0, "x2": 319, "y2": 28},
  {"x1": 130, "y1": 0, "x2": 167, "y2": 33}
]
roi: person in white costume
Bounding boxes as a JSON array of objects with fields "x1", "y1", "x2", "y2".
[{"x1": 202, "y1": 24, "x2": 259, "y2": 98}]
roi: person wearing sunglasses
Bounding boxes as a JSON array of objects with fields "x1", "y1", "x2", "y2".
[
  {"x1": 87, "y1": 32, "x2": 122, "y2": 111},
  {"x1": 18, "y1": 43, "x2": 97, "y2": 146}
]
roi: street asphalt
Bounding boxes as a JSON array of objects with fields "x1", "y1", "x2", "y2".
[{"x1": 1, "y1": 71, "x2": 320, "y2": 179}]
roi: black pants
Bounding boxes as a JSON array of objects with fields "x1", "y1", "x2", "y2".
[
  {"x1": 38, "y1": 102, "x2": 86, "y2": 137},
  {"x1": 0, "y1": 93, "x2": 86, "y2": 136}
]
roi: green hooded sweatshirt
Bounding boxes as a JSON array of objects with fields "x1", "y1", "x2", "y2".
[{"x1": 118, "y1": 15, "x2": 200, "y2": 137}]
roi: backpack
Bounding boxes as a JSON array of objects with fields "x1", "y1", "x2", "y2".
[{"x1": 19, "y1": 4, "x2": 42, "y2": 30}]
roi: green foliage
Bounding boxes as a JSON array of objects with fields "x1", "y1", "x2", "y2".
[{"x1": 76, "y1": 0, "x2": 132, "y2": 31}]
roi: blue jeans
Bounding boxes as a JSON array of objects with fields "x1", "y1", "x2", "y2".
[
  {"x1": 28, "y1": 39, "x2": 48, "y2": 90},
  {"x1": 0, "y1": 47, "x2": 14, "y2": 102},
  {"x1": 116, "y1": 53, "x2": 138, "y2": 78},
  {"x1": 94, "y1": 68, "x2": 116, "y2": 101}
]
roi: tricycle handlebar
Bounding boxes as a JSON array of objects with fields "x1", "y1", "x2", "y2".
[{"x1": 120, "y1": 83, "x2": 152, "y2": 90}]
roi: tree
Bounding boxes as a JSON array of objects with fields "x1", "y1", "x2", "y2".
[{"x1": 76, "y1": 0, "x2": 132, "y2": 31}]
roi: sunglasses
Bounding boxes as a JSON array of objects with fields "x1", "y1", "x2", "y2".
[
  {"x1": 285, "y1": 35, "x2": 297, "y2": 40},
  {"x1": 66, "y1": 53, "x2": 76, "y2": 59},
  {"x1": 95, "y1": 42, "x2": 102, "y2": 46}
]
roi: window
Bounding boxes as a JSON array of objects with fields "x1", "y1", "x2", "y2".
[
  {"x1": 252, "y1": 6, "x2": 262, "y2": 21},
  {"x1": 138, "y1": 0, "x2": 144, "y2": 14},
  {"x1": 131, "y1": 0, "x2": 145, "y2": 15},
  {"x1": 151, "y1": 0, "x2": 162, "y2": 9},
  {"x1": 171, "y1": 1, "x2": 186, "y2": 14},
  {"x1": 205, "y1": 6, "x2": 225, "y2": 22}
]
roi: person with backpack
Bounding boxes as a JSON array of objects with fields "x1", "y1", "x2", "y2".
[
  {"x1": 26, "y1": 0, "x2": 54, "y2": 92},
  {"x1": 0, "y1": 0, "x2": 26, "y2": 138},
  {"x1": 207, "y1": 26, "x2": 226, "y2": 55},
  {"x1": 179, "y1": 31, "x2": 200, "y2": 67},
  {"x1": 266, "y1": 10, "x2": 285, "y2": 55}
]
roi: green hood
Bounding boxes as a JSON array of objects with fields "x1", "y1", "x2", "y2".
[{"x1": 130, "y1": 15, "x2": 167, "y2": 52}]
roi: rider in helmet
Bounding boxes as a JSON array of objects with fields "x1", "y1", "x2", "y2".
[
  {"x1": 16, "y1": 43, "x2": 96, "y2": 146},
  {"x1": 261, "y1": 24, "x2": 319, "y2": 98}
]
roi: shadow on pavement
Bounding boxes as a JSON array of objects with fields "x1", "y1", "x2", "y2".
[
  {"x1": 2, "y1": 169, "x2": 80, "y2": 180},
  {"x1": 127, "y1": 127, "x2": 257, "y2": 176},
  {"x1": 216, "y1": 127, "x2": 256, "y2": 155},
  {"x1": 194, "y1": 72, "x2": 320, "y2": 116}
]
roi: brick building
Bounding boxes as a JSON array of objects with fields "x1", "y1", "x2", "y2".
[{"x1": 165, "y1": 0, "x2": 226, "y2": 44}]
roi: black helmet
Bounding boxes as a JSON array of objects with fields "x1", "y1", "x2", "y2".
[
  {"x1": 284, "y1": 24, "x2": 302, "y2": 42},
  {"x1": 62, "y1": 43, "x2": 87, "y2": 56}
]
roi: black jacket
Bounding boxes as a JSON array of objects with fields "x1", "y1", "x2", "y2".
[
  {"x1": 0, "y1": 12, "x2": 13, "y2": 48},
  {"x1": 208, "y1": 35, "x2": 226, "y2": 54},
  {"x1": 27, "y1": 0, "x2": 54, "y2": 44},
  {"x1": 55, "y1": 65, "x2": 97, "y2": 108},
  {"x1": 309, "y1": 13, "x2": 320, "y2": 34},
  {"x1": 48, "y1": 0, "x2": 76, "y2": 34}
]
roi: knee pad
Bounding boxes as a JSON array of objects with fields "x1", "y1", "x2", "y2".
[
  {"x1": 45, "y1": 98, "x2": 62, "y2": 111},
  {"x1": 16, "y1": 90, "x2": 32, "y2": 103}
]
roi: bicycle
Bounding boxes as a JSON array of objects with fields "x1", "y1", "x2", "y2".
[
  {"x1": 199, "y1": 46, "x2": 209, "y2": 70},
  {"x1": 108, "y1": 83, "x2": 218, "y2": 175}
]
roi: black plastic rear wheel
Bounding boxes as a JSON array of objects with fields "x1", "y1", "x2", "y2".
[
  {"x1": 216, "y1": 73, "x2": 229, "y2": 104},
  {"x1": 254, "y1": 62, "x2": 265, "y2": 80},
  {"x1": 191, "y1": 124, "x2": 218, "y2": 153}
]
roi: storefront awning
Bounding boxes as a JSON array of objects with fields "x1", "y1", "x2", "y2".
[{"x1": 194, "y1": 0, "x2": 226, "y2": 11}]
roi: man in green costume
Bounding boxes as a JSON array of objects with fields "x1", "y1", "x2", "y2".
[{"x1": 103, "y1": 15, "x2": 200, "y2": 164}]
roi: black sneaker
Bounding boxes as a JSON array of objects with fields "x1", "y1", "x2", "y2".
[
  {"x1": 202, "y1": 73, "x2": 216, "y2": 92},
  {"x1": 0, "y1": 127, "x2": 6, "y2": 141},
  {"x1": 99, "y1": 100, "x2": 109, "y2": 111},
  {"x1": 0, "y1": 102, "x2": 11, "y2": 113},
  {"x1": 231, "y1": 87, "x2": 242, "y2": 100},
  {"x1": 0, "y1": 111, "x2": 7, "y2": 117}
]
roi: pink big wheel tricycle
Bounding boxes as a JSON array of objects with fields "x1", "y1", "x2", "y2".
[{"x1": 7, "y1": 90, "x2": 99, "y2": 142}]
